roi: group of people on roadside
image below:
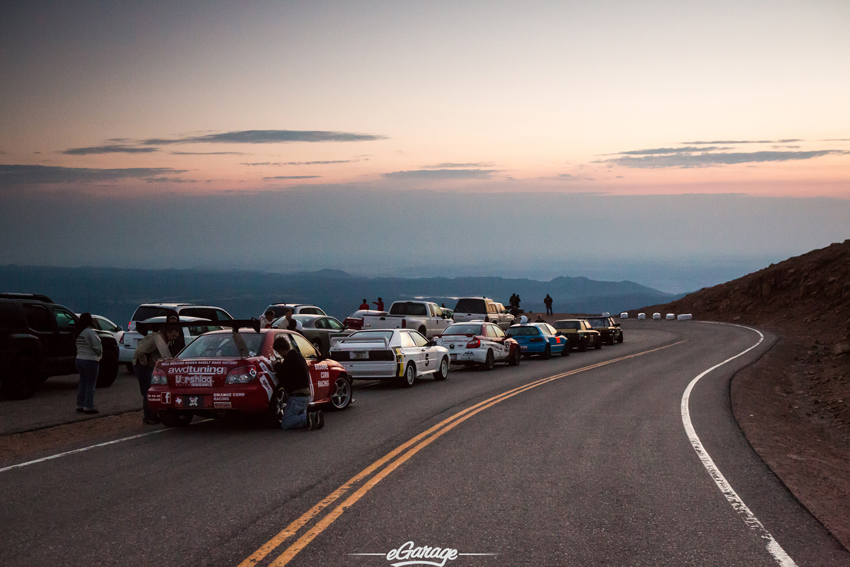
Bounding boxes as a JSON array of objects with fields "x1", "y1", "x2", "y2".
[
  {"x1": 74, "y1": 312, "x2": 323, "y2": 431},
  {"x1": 359, "y1": 297, "x2": 384, "y2": 311}
]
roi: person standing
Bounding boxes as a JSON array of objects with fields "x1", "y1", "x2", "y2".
[
  {"x1": 373, "y1": 297, "x2": 385, "y2": 311},
  {"x1": 272, "y1": 336, "x2": 324, "y2": 430},
  {"x1": 133, "y1": 324, "x2": 181, "y2": 425},
  {"x1": 74, "y1": 313, "x2": 102, "y2": 415},
  {"x1": 359, "y1": 299, "x2": 369, "y2": 310},
  {"x1": 544, "y1": 294, "x2": 553, "y2": 316},
  {"x1": 278, "y1": 308, "x2": 303, "y2": 332},
  {"x1": 165, "y1": 315, "x2": 185, "y2": 356},
  {"x1": 260, "y1": 309, "x2": 276, "y2": 328}
]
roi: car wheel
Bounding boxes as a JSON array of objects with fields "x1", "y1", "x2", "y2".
[
  {"x1": 96, "y1": 350, "x2": 119, "y2": 388},
  {"x1": 617, "y1": 333, "x2": 624, "y2": 344},
  {"x1": 482, "y1": 350, "x2": 495, "y2": 370},
  {"x1": 329, "y1": 375, "x2": 353, "y2": 410},
  {"x1": 508, "y1": 347, "x2": 521, "y2": 366},
  {"x1": 1, "y1": 355, "x2": 39, "y2": 400},
  {"x1": 398, "y1": 362, "x2": 416, "y2": 388},
  {"x1": 159, "y1": 410, "x2": 193, "y2": 427},
  {"x1": 541, "y1": 344, "x2": 551, "y2": 359},
  {"x1": 561, "y1": 342, "x2": 570, "y2": 356},
  {"x1": 418, "y1": 326, "x2": 427, "y2": 336},
  {"x1": 434, "y1": 357, "x2": 449, "y2": 381},
  {"x1": 261, "y1": 387, "x2": 287, "y2": 427},
  {"x1": 578, "y1": 339, "x2": 588, "y2": 352},
  {"x1": 595, "y1": 337, "x2": 602, "y2": 350}
]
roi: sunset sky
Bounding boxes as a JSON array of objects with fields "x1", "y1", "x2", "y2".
[{"x1": 1, "y1": 1, "x2": 848, "y2": 292}]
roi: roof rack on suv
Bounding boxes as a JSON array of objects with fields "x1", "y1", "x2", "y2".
[{"x1": 0, "y1": 293, "x2": 54, "y2": 302}]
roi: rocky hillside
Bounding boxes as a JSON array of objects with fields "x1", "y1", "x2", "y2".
[{"x1": 635, "y1": 239, "x2": 850, "y2": 435}]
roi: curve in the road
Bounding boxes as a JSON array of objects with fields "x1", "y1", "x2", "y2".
[
  {"x1": 241, "y1": 339, "x2": 686, "y2": 567},
  {"x1": 681, "y1": 323, "x2": 796, "y2": 567}
]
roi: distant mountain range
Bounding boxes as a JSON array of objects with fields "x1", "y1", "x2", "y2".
[{"x1": 0, "y1": 265, "x2": 684, "y2": 327}]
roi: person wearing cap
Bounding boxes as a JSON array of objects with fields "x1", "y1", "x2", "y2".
[
  {"x1": 133, "y1": 324, "x2": 181, "y2": 425},
  {"x1": 272, "y1": 336, "x2": 324, "y2": 431},
  {"x1": 165, "y1": 315, "x2": 185, "y2": 356}
]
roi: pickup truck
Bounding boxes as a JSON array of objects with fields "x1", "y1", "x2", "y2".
[{"x1": 356, "y1": 301, "x2": 453, "y2": 338}]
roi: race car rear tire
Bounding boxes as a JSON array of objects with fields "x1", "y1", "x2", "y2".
[
  {"x1": 434, "y1": 357, "x2": 449, "y2": 381},
  {"x1": 96, "y1": 350, "x2": 119, "y2": 388},
  {"x1": 482, "y1": 350, "x2": 495, "y2": 371},
  {"x1": 261, "y1": 387, "x2": 287, "y2": 427},
  {"x1": 160, "y1": 410, "x2": 193, "y2": 427},
  {"x1": 398, "y1": 362, "x2": 416, "y2": 388},
  {"x1": 329, "y1": 375, "x2": 352, "y2": 410},
  {"x1": 541, "y1": 344, "x2": 551, "y2": 360},
  {"x1": 508, "y1": 348, "x2": 520, "y2": 366},
  {"x1": 1, "y1": 355, "x2": 38, "y2": 400}
]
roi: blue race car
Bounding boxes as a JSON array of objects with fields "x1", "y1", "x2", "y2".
[{"x1": 507, "y1": 323, "x2": 569, "y2": 359}]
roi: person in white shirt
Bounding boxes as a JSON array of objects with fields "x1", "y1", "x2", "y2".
[
  {"x1": 278, "y1": 309, "x2": 303, "y2": 332},
  {"x1": 75, "y1": 313, "x2": 103, "y2": 414}
]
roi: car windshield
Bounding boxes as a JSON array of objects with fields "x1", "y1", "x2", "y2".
[
  {"x1": 390, "y1": 302, "x2": 428, "y2": 316},
  {"x1": 347, "y1": 331, "x2": 395, "y2": 341},
  {"x1": 554, "y1": 321, "x2": 581, "y2": 330},
  {"x1": 179, "y1": 333, "x2": 264, "y2": 358},
  {"x1": 132, "y1": 306, "x2": 177, "y2": 321},
  {"x1": 454, "y1": 299, "x2": 485, "y2": 313},
  {"x1": 508, "y1": 326, "x2": 540, "y2": 336},
  {"x1": 443, "y1": 324, "x2": 483, "y2": 335},
  {"x1": 586, "y1": 318, "x2": 607, "y2": 327}
]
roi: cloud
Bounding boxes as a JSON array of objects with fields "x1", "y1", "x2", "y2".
[
  {"x1": 555, "y1": 174, "x2": 594, "y2": 181},
  {"x1": 169, "y1": 151, "x2": 247, "y2": 155},
  {"x1": 242, "y1": 160, "x2": 355, "y2": 166},
  {"x1": 144, "y1": 177, "x2": 193, "y2": 183},
  {"x1": 598, "y1": 150, "x2": 845, "y2": 169},
  {"x1": 142, "y1": 130, "x2": 386, "y2": 145},
  {"x1": 62, "y1": 145, "x2": 160, "y2": 155},
  {"x1": 614, "y1": 146, "x2": 725, "y2": 155},
  {"x1": 683, "y1": 139, "x2": 803, "y2": 145},
  {"x1": 264, "y1": 175, "x2": 321, "y2": 180},
  {"x1": 0, "y1": 164, "x2": 187, "y2": 186},
  {"x1": 421, "y1": 162, "x2": 496, "y2": 169},
  {"x1": 383, "y1": 169, "x2": 499, "y2": 180}
]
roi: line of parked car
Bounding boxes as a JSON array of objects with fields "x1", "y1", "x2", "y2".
[{"x1": 0, "y1": 294, "x2": 625, "y2": 431}]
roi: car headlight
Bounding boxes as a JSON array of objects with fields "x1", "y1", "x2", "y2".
[
  {"x1": 226, "y1": 365, "x2": 257, "y2": 384},
  {"x1": 151, "y1": 367, "x2": 168, "y2": 385}
]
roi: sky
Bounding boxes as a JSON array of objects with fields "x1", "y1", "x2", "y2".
[{"x1": 1, "y1": 1, "x2": 848, "y2": 293}]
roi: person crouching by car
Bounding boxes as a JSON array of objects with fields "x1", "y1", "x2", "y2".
[
  {"x1": 74, "y1": 313, "x2": 102, "y2": 415},
  {"x1": 272, "y1": 336, "x2": 324, "y2": 431},
  {"x1": 133, "y1": 324, "x2": 181, "y2": 425}
]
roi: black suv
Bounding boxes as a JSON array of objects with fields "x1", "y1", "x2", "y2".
[
  {"x1": 0, "y1": 293, "x2": 119, "y2": 399},
  {"x1": 583, "y1": 316, "x2": 624, "y2": 345}
]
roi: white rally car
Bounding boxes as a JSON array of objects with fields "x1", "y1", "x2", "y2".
[
  {"x1": 433, "y1": 321, "x2": 521, "y2": 370},
  {"x1": 329, "y1": 329, "x2": 449, "y2": 387}
]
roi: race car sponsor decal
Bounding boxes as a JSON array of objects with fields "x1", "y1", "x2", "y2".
[
  {"x1": 146, "y1": 392, "x2": 160, "y2": 402},
  {"x1": 214, "y1": 401, "x2": 232, "y2": 409},
  {"x1": 172, "y1": 365, "x2": 227, "y2": 375},
  {"x1": 186, "y1": 395, "x2": 202, "y2": 408},
  {"x1": 318, "y1": 380, "x2": 330, "y2": 388},
  {"x1": 258, "y1": 375, "x2": 273, "y2": 400},
  {"x1": 161, "y1": 392, "x2": 171, "y2": 405},
  {"x1": 320, "y1": 371, "x2": 330, "y2": 379},
  {"x1": 175, "y1": 375, "x2": 214, "y2": 387}
]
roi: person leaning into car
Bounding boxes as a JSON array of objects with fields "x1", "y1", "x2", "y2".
[
  {"x1": 133, "y1": 324, "x2": 180, "y2": 425},
  {"x1": 272, "y1": 336, "x2": 324, "y2": 430}
]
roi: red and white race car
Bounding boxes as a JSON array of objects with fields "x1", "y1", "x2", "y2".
[
  {"x1": 146, "y1": 326, "x2": 352, "y2": 427},
  {"x1": 433, "y1": 321, "x2": 521, "y2": 370}
]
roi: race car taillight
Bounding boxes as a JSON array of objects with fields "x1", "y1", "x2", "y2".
[
  {"x1": 466, "y1": 338, "x2": 481, "y2": 348},
  {"x1": 226, "y1": 365, "x2": 257, "y2": 384},
  {"x1": 345, "y1": 318, "x2": 364, "y2": 330},
  {"x1": 151, "y1": 367, "x2": 168, "y2": 385}
]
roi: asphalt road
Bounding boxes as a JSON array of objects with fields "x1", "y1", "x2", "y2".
[{"x1": 1, "y1": 321, "x2": 848, "y2": 567}]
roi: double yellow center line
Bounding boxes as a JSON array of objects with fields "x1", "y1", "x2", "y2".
[{"x1": 239, "y1": 340, "x2": 684, "y2": 567}]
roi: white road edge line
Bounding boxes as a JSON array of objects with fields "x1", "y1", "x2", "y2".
[
  {"x1": 681, "y1": 323, "x2": 797, "y2": 567},
  {"x1": 0, "y1": 418, "x2": 213, "y2": 474}
]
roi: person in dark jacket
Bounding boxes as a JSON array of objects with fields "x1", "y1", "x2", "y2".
[
  {"x1": 272, "y1": 336, "x2": 323, "y2": 430},
  {"x1": 165, "y1": 315, "x2": 185, "y2": 356},
  {"x1": 544, "y1": 294, "x2": 553, "y2": 316}
]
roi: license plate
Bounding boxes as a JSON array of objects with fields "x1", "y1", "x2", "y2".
[
  {"x1": 450, "y1": 354, "x2": 457, "y2": 360},
  {"x1": 520, "y1": 346, "x2": 528, "y2": 351},
  {"x1": 352, "y1": 351, "x2": 369, "y2": 360}
]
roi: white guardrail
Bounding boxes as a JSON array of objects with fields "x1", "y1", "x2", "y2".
[{"x1": 631, "y1": 312, "x2": 693, "y2": 321}]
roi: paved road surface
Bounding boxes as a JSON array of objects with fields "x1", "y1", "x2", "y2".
[{"x1": 1, "y1": 321, "x2": 848, "y2": 566}]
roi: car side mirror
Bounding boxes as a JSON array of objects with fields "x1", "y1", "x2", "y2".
[{"x1": 117, "y1": 326, "x2": 124, "y2": 331}]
